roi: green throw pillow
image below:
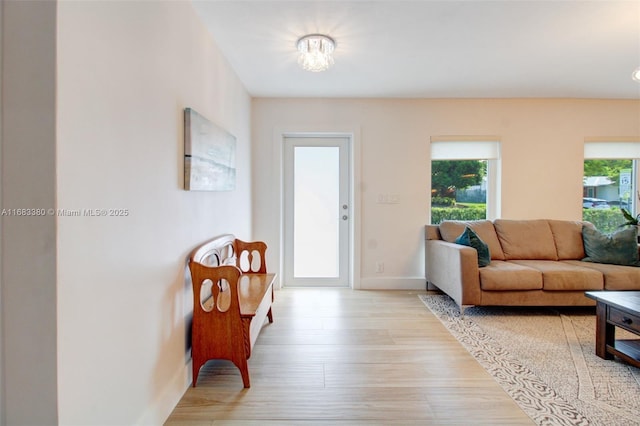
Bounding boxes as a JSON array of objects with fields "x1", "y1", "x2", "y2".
[
  {"x1": 455, "y1": 226, "x2": 491, "y2": 267},
  {"x1": 582, "y1": 225, "x2": 639, "y2": 266}
]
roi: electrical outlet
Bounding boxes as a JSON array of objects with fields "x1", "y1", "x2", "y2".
[{"x1": 375, "y1": 262, "x2": 384, "y2": 273}]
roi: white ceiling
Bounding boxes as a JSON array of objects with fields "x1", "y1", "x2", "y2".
[{"x1": 192, "y1": 0, "x2": 640, "y2": 99}]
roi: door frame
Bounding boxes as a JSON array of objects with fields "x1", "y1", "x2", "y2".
[
  {"x1": 282, "y1": 136, "x2": 350, "y2": 287},
  {"x1": 274, "y1": 129, "x2": 361, "y2": 289}
]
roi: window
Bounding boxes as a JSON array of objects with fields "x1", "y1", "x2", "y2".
[
  {"x1": 583, "y1": 141, "x2": 640, "y2": 232},
  {"x1": 430, "y1": 138, "x2": 501, "y2": 224}
]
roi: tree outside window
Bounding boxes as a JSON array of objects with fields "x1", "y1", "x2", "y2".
[{"x1": 431, "y1": 159, "x2": 487, "y2": 224}]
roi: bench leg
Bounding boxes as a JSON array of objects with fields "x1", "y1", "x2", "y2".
[
  {"x1": 192, "y1": 357, "x2": 204, "y2": 387},
  {"x1": 267, "y1": 307, "x2": 273, "y2": 323},
  {"x1": 234, "y1": 357, "x2": 251, "y2": 388}
]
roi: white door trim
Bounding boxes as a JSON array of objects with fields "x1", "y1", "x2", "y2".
[
  {"x1": 283, "y1": 136, "x2": 350, "y2": 287},
  {"x1": 273, "y1": 128, "x2": 361, "y2": 289}
]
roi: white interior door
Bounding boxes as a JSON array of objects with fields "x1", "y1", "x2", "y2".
[{"x1": 283, "y1": 136, "x2": 350, "y2": 287}]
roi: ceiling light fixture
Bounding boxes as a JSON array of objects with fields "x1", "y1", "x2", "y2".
[
  {"x1": 296, "y1": 34, "x2": 335, "y2": 72},
  {"x1": 633, "y1": 67, "x2": 640, "y2": 82}
]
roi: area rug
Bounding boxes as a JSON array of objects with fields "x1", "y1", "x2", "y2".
[{"x1": 419, "y1": 294, "x2": 640, "y2": 426}]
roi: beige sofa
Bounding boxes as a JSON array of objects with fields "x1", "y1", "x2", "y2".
[{"x1": 425, "y1": 219, "x2": 640, "y2": 310}]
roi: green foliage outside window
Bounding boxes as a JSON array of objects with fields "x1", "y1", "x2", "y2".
[
  {"x1": 432, "y1": 207, "x2": 629, "y2": 233},
  {"x1": 431, "y1": 159, "x2": 488, "y2": 224},
  {"x1": 583, "y1": 158, "x2": 637, "y2": 233},
  {"x1": 583, "y1": 159, "x2": 632, "y2": 185},
  {"x1": 582, "y1": 208, "x2": 628, "y2": 234},
  {"x1": 431, "y1": 196, "x2": 455, "y2": 207},
  {"x1": 431, "y1": 206, "x2": 486, "y2": 224}
]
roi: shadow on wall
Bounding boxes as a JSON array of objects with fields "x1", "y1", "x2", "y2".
[{"x1": 149, "y1": 255, "x2": 194, "y2": 420}]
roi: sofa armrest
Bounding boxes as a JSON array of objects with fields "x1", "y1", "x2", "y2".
[{"x1": 425, "y1": 239, "x2": 482, "y2": 308}]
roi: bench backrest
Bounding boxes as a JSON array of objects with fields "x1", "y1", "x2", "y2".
[
  {"x1": 189, "y1": 234, "x2": 268, "y2": 319},
  {"x1": 189, "y1": 234, "x2": 267, "y2": 273}
]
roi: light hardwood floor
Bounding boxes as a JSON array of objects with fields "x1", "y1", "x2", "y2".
[{"x1": 165, "y1": 288, "x2": 534, "y2": 425}]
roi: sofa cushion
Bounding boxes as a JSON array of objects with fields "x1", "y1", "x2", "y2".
[
  {"x1": 455, "y1": 226, "x2": 491, "y2": 267},
  {"x1": 439, "y1": 220, "x2": 505, "y2": 260},
  {"x1": 478, "y1": 260, "x2": 543, "y2": 291},
  {"x1": 548, "y1": 219, "x2": 589, "y2": 260},
  {"x1": 582, "y1": 225, "x2": 640, "y2": 266},
  {"x1": 425, "y1": 225, "x2": 441, "y2": 241},
  {"x1": 494, "y1": 219, "x2": 558, "y2": 260},
  {"x1": 564, "y1": 260, "x2": 640, "y2": 290},
  {"x1": 510, "y1": 260, "x2": 603, "y2": 291}
]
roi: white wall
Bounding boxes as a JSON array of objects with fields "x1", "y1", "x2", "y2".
[
  {"x1": 252, "y1": 98, "x2": 640, "y2": 289},
  {"x1": 0, "y1": 1, "x2": 4, "y2": 422},
  {"x1": 56, "y1": 1, "x2": 251, "y2": 424},
  {"x1": 1, "y1": 1, "x2": 58, "y2": 424}
]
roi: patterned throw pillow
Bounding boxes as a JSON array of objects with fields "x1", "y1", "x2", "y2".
[
  {"x1": 455, "y1": 226, "x2": 491, "y2": 267},
  {"x1": 582, "y1": 225, "x2": 639, "y2": 266}
]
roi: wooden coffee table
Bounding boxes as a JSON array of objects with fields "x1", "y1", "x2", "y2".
[{"x1": 585, "y1": 291, "x2": 640, "y2": 368}]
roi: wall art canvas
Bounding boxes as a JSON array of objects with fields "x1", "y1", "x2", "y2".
[{"x1": 184, "y1": 108, "x2": 236, "y2": 191}]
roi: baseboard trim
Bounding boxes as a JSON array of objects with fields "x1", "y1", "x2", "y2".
[
  {"x1": 359, "y1": 277, "x2": 426, "y2": 290},
  {"x1": 136, "y1": 362, "x2": 190, "y2": 425}
]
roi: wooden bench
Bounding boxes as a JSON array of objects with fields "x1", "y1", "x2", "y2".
[{"x1": 188, "y1": 234, "x2": 276, "y2": 388}]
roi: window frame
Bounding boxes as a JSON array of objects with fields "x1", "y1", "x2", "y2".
[
  {"x1": 430, "y1": 137, "x2": 501, "y2": 223},
  {"x1": 584, "y1": 139, "x2": 640, "y2": 219}
]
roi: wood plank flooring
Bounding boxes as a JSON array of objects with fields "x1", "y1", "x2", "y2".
[{"x1": 164, "y1": 289, "x2": 534, "y2": 425}]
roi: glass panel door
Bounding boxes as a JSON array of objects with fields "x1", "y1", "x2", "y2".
[{"x1": 283, "y1": 137, "x2": 350, "y2": 286}]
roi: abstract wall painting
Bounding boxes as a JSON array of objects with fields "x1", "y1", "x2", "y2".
[{"x1": 184, "y1": 108, "x2": 236, "y2": 191}]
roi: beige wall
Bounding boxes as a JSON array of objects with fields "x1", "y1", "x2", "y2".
[
  {"x1": 252, "y1": 98, "x2": 640, "y2": 289},
  {"x1": 1, "y1": 1, "x2": 4, "y2": 422},
  {"x1": 55, "y1": 1, "x2": 251, "y2": 424}
]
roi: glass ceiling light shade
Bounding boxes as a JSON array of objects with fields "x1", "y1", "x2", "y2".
[
  {"x1": 633, "y1": 67, "x2": 640, "y2": 82},
  {"x1": 297, "y1": 34, "x2": 335, "y2": 72}
]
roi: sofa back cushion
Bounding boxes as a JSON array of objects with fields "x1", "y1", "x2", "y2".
[
  {"x1": 548, "y1": 219, "x2": 588, "y2": 260},
  {"x1": 424, "y1": 225, "x2": 441, "y2": 241},
  {"x1": 439, "y1": 220, "x2": 505, "y2": 260},
  {"x1": 494, "y1": 219, "x2": 558, "y2": 260}
]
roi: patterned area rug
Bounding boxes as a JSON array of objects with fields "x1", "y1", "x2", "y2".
[{"x1": 419, "y1": 294, "x2": 640, "y2": 426}]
